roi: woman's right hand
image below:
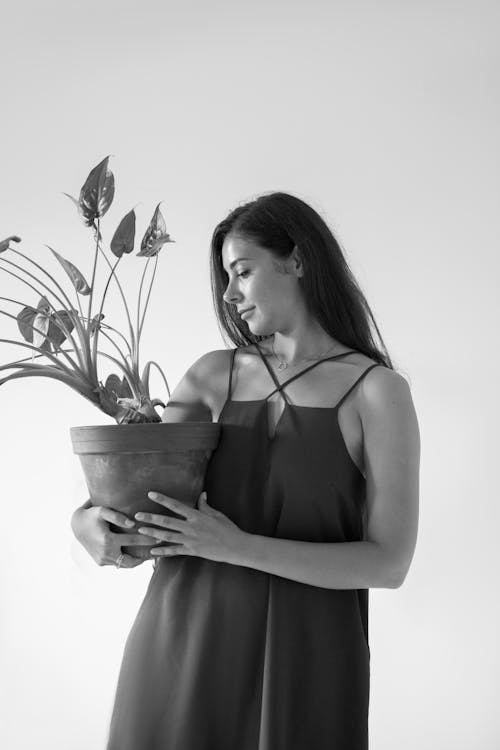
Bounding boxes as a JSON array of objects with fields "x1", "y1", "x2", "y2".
[{"x1": 71, "y1": 502, "x2": 159, "y2": 568}]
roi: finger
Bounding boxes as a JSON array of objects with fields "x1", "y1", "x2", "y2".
[
  {"x1": 138, "y1": 528, "x2": 182, "y2": 542},
  {"x1": 134, "y1": 512, "x2": 185, "y2": 530},
  {"x1": 98, "y1": 507, "x2": 136, "y2": 528},
  {"x1": 197, "y1": 492, "x2": 218, "y2": 513},
  {"x1": 151, "y1": 544, "x2": 187, "y2": 557},
  {"x1": 148, "y1": 492, "x2": 196, "y2": 521},
  {"x1": 117, "y1": 532, "x2": 160, "y2": 545},
  {"x1": 117, "y1": 553, "x2": 147, "y2": 568}
]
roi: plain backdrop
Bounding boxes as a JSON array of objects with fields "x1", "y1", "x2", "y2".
[{"x1": 1, "y1": 1, "x2": 498, "y2": 749}]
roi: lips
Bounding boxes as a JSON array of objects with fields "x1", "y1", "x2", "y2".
[{"x1": 239, "y1": 307, "x2": 255, "y2": 318}]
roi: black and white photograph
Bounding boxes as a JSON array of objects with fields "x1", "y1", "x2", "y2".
[{"x1": 1, "y1": 1, "x2": 497, "y2": 749}]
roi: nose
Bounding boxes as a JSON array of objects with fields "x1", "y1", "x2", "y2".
[{"x1": 222, "y1": 277, "x2": 243, "y2": 306}]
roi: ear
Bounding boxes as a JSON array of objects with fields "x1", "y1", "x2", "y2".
[{"x1": 291, "y1": 245, "x2": 304, "y2": 278}]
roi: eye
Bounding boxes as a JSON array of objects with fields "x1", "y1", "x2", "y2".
[{"x1": 237, "y1": 270, "x2": 250, "y2": 278}]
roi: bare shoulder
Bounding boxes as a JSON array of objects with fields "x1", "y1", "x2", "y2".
[
  {"x1": 359, "y1": 365, "x2": 414, "y2": 409},
  {"x1": 358, "y1": 365, "x2": 420, "y2": 455},
  {"x1": 161, "y1": 348, "x2": 232, "y2": 423}
]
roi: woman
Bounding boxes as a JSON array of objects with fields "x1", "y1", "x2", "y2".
[{"x1": 72, "y1": 192, "x2": 420, "y2": 750}]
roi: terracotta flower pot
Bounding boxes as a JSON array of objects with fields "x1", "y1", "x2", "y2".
[{"x1": 70, "y1": 422, "x2": 221, "y2": 559}]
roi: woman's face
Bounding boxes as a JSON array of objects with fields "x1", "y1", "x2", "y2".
[{"x1": 221, "y1": 234, "x2": 303, "y2": 335}]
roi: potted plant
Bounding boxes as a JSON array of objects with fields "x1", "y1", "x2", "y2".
[{"x1": 0, "y1": 157, "x2": 221, "y2": 558}]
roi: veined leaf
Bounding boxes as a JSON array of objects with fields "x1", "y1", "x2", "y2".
[
  {"x1": 110, "y1": 209, "x2": 136, "y2": 258},
  {"x1": 78, "y1": 156, "x2": 115, "y2": 226},
  {"x1": 48, "y1": 246, "x2": 91, "y2": 295},
  {"x1": 137, "y1": 203, "x2": 175, "y2": 257}
]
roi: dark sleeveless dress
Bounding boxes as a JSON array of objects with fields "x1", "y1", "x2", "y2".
[{"x1": 106, "y1": 344, "x2": 381, "y2": 750}]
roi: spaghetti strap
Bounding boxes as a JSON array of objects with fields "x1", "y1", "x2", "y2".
[
  {"x1": 226, "y1": 348, "x2": 238, "y2": 401},
  {"x1": 254, "y1": 341, "x2": 283, "y2": 392},
  {"x1": 107, "y1": 345, "x2": 373, "y2": 750},
  {"x1": 334, "y1": 363, "x2": 380, "y2": 411},
  {"x1": 254, "y1": 341, "x2": 359, "y2": 402}
]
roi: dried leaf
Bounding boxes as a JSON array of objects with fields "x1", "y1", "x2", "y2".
[
  {"x1": 110, "y1": 209, "x2": 136, "y2": 258},
  {"x1": 48, "y1": 246, "x2": 91, "y2": 295}
]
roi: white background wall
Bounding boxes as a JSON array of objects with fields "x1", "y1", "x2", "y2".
[{"x1": 1, "y1": 1, "x2": 498, "y2": 748}]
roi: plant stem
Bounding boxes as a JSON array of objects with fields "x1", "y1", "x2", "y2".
[
  {"x1": 138, "y1": 254, "x2": 159, "y2": 341},
  {"x1": 0, "y1": 258, "x2": 90, "y2": 374},
  {"x1": 0, "y1": 307, "x2": 83, "y2": 377},
  {"x1": 95, "y1": 240, "x2": 136, "y2": 363},
  {"x1": 96, "y1": 328, "x2": 132, "y2": 371},
  {"x1": 90, "y1": 254, "x2": 122, "y2": 382},
  {"x1": 145, "y1": 359, "x2": 171, "y2": 399},
  {"x1": 0, "y1": 338, "x2": 91, "y2": 384},
  {"x1": 8, "y1": 247, "x2": 91, "y2": 372},
  {"x1": 0, "y1": 368, "x2": 101, "y2": 409},
  {"x1": 99, "y1": 322, "x2": 132, "y2": 355},
  {"x1": 0, "y1": 348, "x2": 78, "y2": 368},
  {"x1": 86, "y1": 218, "x2": 100, "y2": 336},
  {"x1": 136, "y1": 257, "x2": 150, "y2": 366}
]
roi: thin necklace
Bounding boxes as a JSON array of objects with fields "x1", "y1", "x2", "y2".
[{"x1": 270, "y1": 334, "x2": 340, "y2": 371}]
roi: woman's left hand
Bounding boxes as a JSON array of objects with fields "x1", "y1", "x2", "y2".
[{"x1": 135, "y1": 491, "x2": 246, "y2": 564}]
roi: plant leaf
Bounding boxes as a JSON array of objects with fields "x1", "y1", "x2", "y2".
[
  {"x1": 0, "y1": 235, "x2": 21, "y2": 253},
  {"x1": 104, "y1": 373, "x2": 133, "y2": 399},
  {"x1": 151, "y1": 398, "x2": 166, "y2": 408},
  {"x1": 48, "y1": 246, "x2": 91, "y2": 295},
  {"x1": 46, "y1": 309, "x2": 76, "y2": 349},
  {"x1": 32, "y1": 311, "x2": 50, "y2": 348},
  {"x1": 62, "y1": 193, "x2": 80, "y2": 210},
  {"x1": 17, "y1": 306, "x2": 37, "y2": 342},
  {"x1": 110, "y1": 209, "x2": 136, "y2": 258},
  {"x1": 36, "y1": 295, "x2": 51, "y2": 313},
  {"x1": 140, "y1": 360, "x2": 152, "y2": 398},
  {"x1": 78, "y1": 156, "x2": 115, "y2": 226},
  {"x1": 137, "y1": 203, "x2": 175, "y2": 257},
  {"x1": 89, "y1": 313, "x2": 105, "y2": 336}
]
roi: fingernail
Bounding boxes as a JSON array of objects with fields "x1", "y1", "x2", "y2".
[
  {"x1": 149, "y1": 492, "x2": 157, "y2": 500},
  {"x1": 125, "y1": 520, "x2": 135, "y2": 527}
]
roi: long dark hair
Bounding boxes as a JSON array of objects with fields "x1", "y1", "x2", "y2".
[{"x1": 209, "y1": 192, "x2": 396, "y2": 370}]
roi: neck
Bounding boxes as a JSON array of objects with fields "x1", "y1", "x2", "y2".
[{"x1": 266, "y1": 332, "x2": 343, "y2": 366}]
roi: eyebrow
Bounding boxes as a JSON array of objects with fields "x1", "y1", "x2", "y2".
[{"x1": 225, "y1": 257, "x2": 252, "y2": 272}]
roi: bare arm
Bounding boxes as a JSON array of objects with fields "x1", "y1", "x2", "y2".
[
  {"x1": 70, "y1": 350, "x2": 226, "y2": 566},
  {"x1": 233, "y1": 367, "x2": 420, "y2": 589},
  {"x1": 160, "y1": 350, "x2": 224, "y2": 423}
]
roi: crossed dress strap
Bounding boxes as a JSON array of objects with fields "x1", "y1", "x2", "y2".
[
  {"x1": 227, "y1": 344, "x2": 381, "y2": 407},
  {"x1": 254, "y1": 341, "x2": 361, "y2": 405},
  {"x1": 334, "y1": 363, "x2": 380, "y2": 410}
]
